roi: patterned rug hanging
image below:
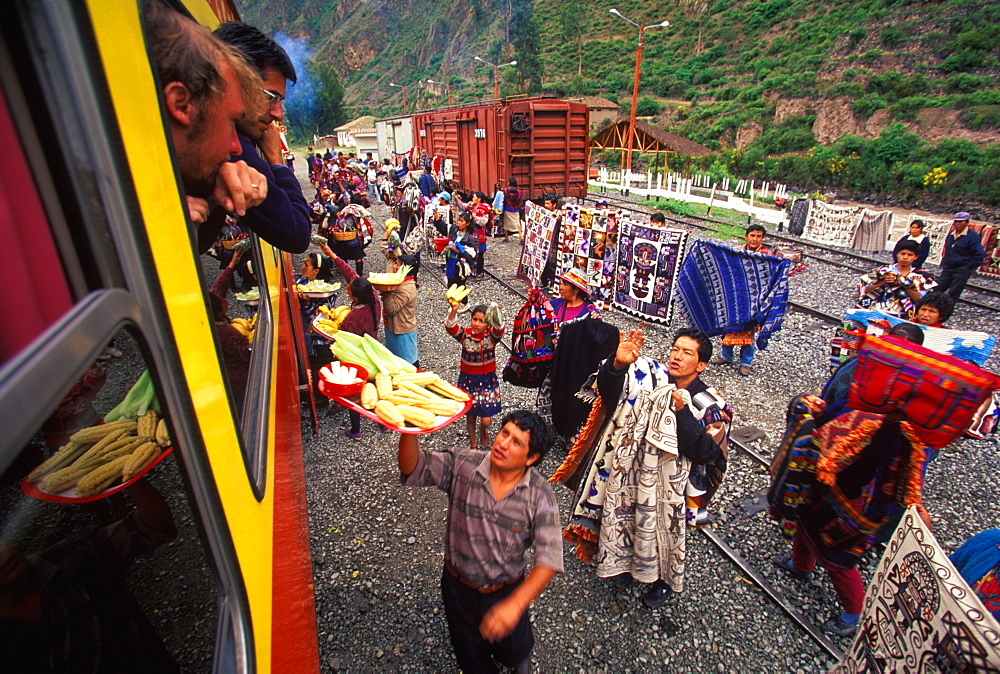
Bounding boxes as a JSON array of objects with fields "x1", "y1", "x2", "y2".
[
  {"x1": 560, "y1": 203, "x2": 618, "y2": 309},
  {"x1": 833, "y1": 508, "x2": 1000, "y2": 673},
  {"x1": 610, "y1": 218, "x2": 688, "y2": 325},
  {"x1": 515, "y1": 201, "x2": 559, "y2": 289}
]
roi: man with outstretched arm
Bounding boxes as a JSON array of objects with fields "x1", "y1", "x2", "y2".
[{"x1": 397, "y1": 410, "x2": 563, "y2": 673}]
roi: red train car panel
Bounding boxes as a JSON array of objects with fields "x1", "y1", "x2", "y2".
[{"x1": 410, "y1": 98, "x2": 589, "y2": 201}]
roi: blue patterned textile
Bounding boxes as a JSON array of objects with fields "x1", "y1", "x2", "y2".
[{"x1": 676, "y1": 240, "x2": 791, "y2": 349}]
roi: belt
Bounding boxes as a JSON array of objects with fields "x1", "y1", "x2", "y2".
[{"x1": 445, "y1": 561, "x2": 523, "y2": 594}]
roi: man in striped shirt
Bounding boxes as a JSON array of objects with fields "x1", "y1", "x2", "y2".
[{"x1": 399, "y1": 410, "x2": 563, "y2": 672}]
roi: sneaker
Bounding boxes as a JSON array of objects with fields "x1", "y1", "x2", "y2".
[
  {"x1": 739, "y1": 365, "x2": 752, "y2": 376},
  {"x1": 609, "y1": 573, "x2": 632, "y2": 589},
  {"x1": 709, "y1": 356, "x2": 730, "y2": 366},
  {"x1": 772, "y1": 554, "x2": 814, "y2": 581},
  {"x1": 686, "y1": 509, "x2": 712, "y2": 527},
  {"x1": 821, "y1": 615, "x2": 858, "y2": 637},
  {"x1": 344, "y1": 428, "x2": 362, "y2": 441},
  {"x1": 642, "y1": 582, "x2": 672, "y2": 608}
]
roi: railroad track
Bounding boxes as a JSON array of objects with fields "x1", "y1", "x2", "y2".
[
  {"x1": 422, "y1": 258, "x2": 845, "y2": 659},
  {"x1": 583, "y1": 192, "x2": 1000, "y2": 313}
]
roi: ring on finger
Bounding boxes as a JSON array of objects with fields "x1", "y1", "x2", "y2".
[{"x1": 250, "y1": 183, "x2": 259, "y2": 188}]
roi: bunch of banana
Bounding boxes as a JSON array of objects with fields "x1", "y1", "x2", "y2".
[
  {"x1": 366, "y1": 371, "x2": 470, "y2": 430},
  {"x1": 230, "y1": 315, "x2": 257, "y2": 343},
  {"x1": 367, "y1": 264, "x2": 413, "y2": 285},
  {"x1": 315, "y1": 304, "x2": 351, "y2": 335},
  {"x1": 28, "y1": 410, "x2": 173, "y2": 497},
  {"x1": 446, "y1": 284, "x2": 472, "y2": 306}
]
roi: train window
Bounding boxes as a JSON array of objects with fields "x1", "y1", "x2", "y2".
[
  {"x1": 0, "y1": 326, "x2": 219, "y2": 670},
  {"x1": 199, "y1": 227, "x2": 271, "y2": 494}
]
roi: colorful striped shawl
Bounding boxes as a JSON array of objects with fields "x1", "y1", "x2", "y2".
[{"x1": 676, "y1": 240, "x2": 791, "y2": 349}]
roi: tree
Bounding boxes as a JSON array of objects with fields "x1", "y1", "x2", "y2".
[
  {"x1": 283, "y1": 58, "x2": 346, "y2": 140},
  {"x1": 310, "y1": 60, "x2": 346, "y2": 134}
]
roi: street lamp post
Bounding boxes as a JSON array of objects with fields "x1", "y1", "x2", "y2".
[
  {"x1": 389, "y1": 82, "x2": 407, "y2": 114},
  {"x1": 425, "y1": 78, "x2": 452, "y2": 106},
  {"x1": 610, "y1": 8, "x2": 669, "y2": 173},
  {"x1": 474, "y1": 56, "x2": 518, "y2": 100}
]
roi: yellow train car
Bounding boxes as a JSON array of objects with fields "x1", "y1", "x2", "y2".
[{"x1": 0, "y1": 1, "x2": 319, "y2": 671}]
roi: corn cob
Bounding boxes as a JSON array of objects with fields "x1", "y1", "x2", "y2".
[
  {"x1": 121, "y1": 442, "x2": 161, "y2": 482},
  {"x1": 427, "y1": 380, "x2": 471, "y2": 402},
  {"x1": 375, "y1": 373, "x2": 394, "y2": 399},
  {"x1": 69, "y1": 419, "x2": 137, "y2": 443},
  {"x1": 360, "y1": 383, "x2": 379, "y2": 409},
  {"x1": 396, "y1": 381, "x2": 441, "y2": 400},
  {"x1": 75, "y1": 455, "x2": 133, "y2": 497},
  {"x1": 411, "y1": 398, "x2": 463, "y2": 417},
  {"x1": 39, "y1": 463, "x2": 95, "y2": 493},
  {"x1": 27, "y1": 441, "x2": 90, "y2": 483},
  {"x1": 374, "y1": 400, "x2": 405, "y2": 427},
  {"x1": 73, "y1": 433, "x2": 139, "y2": 471},
  {"x1": 391, "y1": 372, "x2": 439, "y2": 386},
  {"x1": 137, "y1": 410, "x2": 158, "y2": 439},
  {"x1": 69, "y1": 428, "x2": 128, "y2": 469},
  {"x1": 155, "y1": 418, "x2": 171, "y2": 448},
  {"x1": 381, "y1": 392, "x2": 428, "y2": 406},
  {"x1": 395, "y1": 405, "x2": 437, "y2": 429}
]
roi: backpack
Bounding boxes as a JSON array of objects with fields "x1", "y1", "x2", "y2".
[
  {"x1": 502, "y1": 289, "x2": 557, "y2": 388},
  {"x1": 403, "y1": 183, "x2": 422, "y2": 211}
]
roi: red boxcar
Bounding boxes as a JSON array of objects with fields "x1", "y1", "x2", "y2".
[{"x1": 409, "y1": 97, "x2": 590, "y2": 200}]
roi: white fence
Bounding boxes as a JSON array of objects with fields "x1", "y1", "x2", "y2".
[{"x1": 590, "y1": 167, "x2": 790, "y2": 227}]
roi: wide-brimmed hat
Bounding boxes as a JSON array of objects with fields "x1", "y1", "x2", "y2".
[
  {"x1": 954, "y1": 211, "x2": 971, "y2": 221},
  {"x1": 557, "y1": 268, "x2": 590, "y2": 295}
]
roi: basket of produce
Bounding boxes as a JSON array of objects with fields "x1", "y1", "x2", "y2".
[
  {"x1": 319, "y1": 332, "x2": 472, "y2": 434},
  {"x1": 318, "y1": 361, "x2": 367, "y2": 397},
  {"x1": 312, "y1": 305, "x2": 351, "y2": 339},
  {"x1": 367, "y1": 264, "x2": 413, "y2": 292},
  {"x1": 331, "y1": 230, "x2": 357, "y2": 242},
  {"x1": 234, "y1": 287, "x2": 261, "y2": 306},
  {"x1": 294, "y1": 279, "x2": 341, "y2": 298},
  {"x1": 22, "y1": 371, "x2": 174, "y2": 503}
]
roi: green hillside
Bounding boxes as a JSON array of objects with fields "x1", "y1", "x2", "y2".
[{"x1": 242, "y1": 0, "x2": 1000, "y2": 207}]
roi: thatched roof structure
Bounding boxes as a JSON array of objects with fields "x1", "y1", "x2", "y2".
[{"x1": 589, "y1": 118, "x2": 711, "y2": 156}]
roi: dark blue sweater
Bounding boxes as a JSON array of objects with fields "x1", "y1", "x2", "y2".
[{"x1": 942, "y1": 228, "x2": 985, "y2": 271}]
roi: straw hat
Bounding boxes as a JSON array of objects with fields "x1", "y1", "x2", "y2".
[{"x1": 557, "y1": 268, "x2": 590, "y2": 295}]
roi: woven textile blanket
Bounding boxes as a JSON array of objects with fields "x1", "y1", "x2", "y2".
[
  {"x1": 971, "y1": 223, "x2": 1000, "y2": 278},
  {"x1": 851, "y1": 208, "x2": 892, "y2": 252},
  {"x1": 803, "y1": 200, "x2": 860, "y2": 247},
  {"x1": 836, "y1": 307, "x2": 995, "y2": 367},
  {"x1": 560, "y1": 204, "x2": 618, "y2": 309},
  {"x1": 611, "y1": 219, "x2": 688, "y2": 325},
  {"x1": 834, "y1": 508, "x2": 1000, "y2": 673},
  {"x1": 516, "y1": 201, "x2": 559, "y2": 288},
  {"x1": 676, "y1": 240, "x2": 791, "y2": 349}
]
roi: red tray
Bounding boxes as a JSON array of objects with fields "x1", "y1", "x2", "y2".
[
  {"x1": 318, "y1": 379, "x2": 472, "y2": 435},
  {"x1": 22, "y1": 447, "x2": 173, "y2": 504}
]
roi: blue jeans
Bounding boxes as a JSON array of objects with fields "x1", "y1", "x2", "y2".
[{"x1": 721, "y1": 343, "x2": 756, "y2": 367}]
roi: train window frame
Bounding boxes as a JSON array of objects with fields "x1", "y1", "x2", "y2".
[
  {"x1": 233, "y1": 233, "x2": 272, "y2": 498},
  {"x1": 0, "y1": 2, "x2": 257, "y2": 670}
]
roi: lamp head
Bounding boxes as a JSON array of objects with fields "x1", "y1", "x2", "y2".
[
  {"x1": 659, "y1": 19, "x2": 671, "y2": 27},
  {"x1": 610, "y1": 8, "x2": 621, "y2": 16}
]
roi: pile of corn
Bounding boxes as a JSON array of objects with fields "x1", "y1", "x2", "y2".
[
  {"x1": 28, "y1": 411, "x2": 171, "y2": 497},
  {"x1": 361, "y1": 372, "x2": 470, "y2": 430}
]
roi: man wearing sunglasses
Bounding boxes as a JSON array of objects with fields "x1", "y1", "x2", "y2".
[{"x1": 209, "y1": 22, "x2": 311, "y2": 254}]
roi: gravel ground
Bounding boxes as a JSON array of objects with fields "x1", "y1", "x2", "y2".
[{"x1": 296, "y1": 169, "x2": 1000, "y2": 672}]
